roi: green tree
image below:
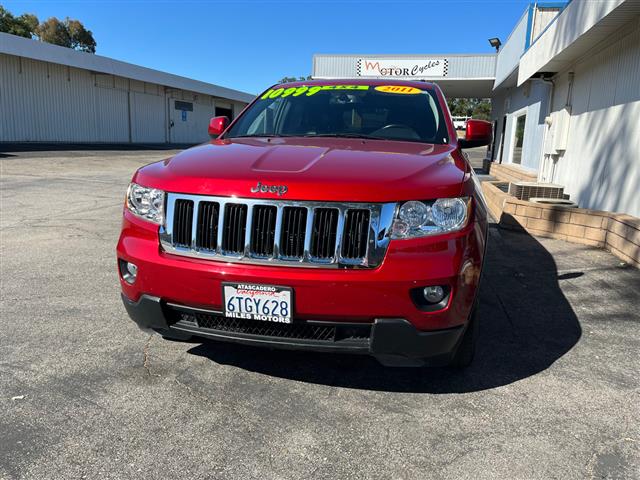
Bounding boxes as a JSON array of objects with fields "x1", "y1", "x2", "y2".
[
  {"x1": 447, "y1": 98, "x2": 491, "y2": 120},
  {"x1": 0, "y1": 6, "x2": 39, "y2": 38},
  {"x1": 1, "y1": 6, "x2": 97, "y2": 53},
  {"x1": 278, "y1": 75, "x2": 312, "y2": 83},
  {"x1": 36, "y1": 17, "x2": 71, "y2": 48},
  {"x1": 37, "y1": 17, "x2": 97, "y2": 52},
  {"x1": 18, "y1": 13, "x2": 38, "y2": 36},
  {"x1": 66, "y1": 18, "x2": 96, "y2": 53},
  {"x1": 471, "y1": 100, "x2": 491, "y2": 121}
]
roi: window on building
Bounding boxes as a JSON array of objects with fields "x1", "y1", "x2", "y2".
[
  {"x1": 512, "y1": 114, "x2": 526, "y2": 165},
  {"x1": 215, "y1": 106, "x2": 234, "y2": 120}
]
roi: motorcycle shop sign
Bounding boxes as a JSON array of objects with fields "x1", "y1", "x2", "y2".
[{"x1": 356, "y1": 58, "x2": 448, "y2": 78}]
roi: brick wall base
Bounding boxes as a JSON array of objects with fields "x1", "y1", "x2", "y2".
[
  {"x1": 489, "y1": 163, "x2": 538, "y2": 183},
  {"x1": 481, "y1": 181, "x2": 640, "y2": 268}
]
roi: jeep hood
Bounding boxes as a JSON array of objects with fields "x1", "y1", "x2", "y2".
[{"x1": 134, "y1": 137, "x2": 467, "y2": 203}]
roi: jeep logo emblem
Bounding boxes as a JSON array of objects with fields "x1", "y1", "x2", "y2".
[{"x1": 250, "y1": 181, "x2": 288, "y2": 196}]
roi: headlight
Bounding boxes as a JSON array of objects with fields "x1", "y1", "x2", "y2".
[
  {"x1": 126, "y1": 183, "x2": 165, "y2": 224},
  {"x1": 391, "y1": 197, "x2": 470, "y2": 239}
]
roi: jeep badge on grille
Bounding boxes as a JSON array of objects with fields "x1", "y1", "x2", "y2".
[{"x1": 251, "y1": 181, "x2": 288, "y2": 196}]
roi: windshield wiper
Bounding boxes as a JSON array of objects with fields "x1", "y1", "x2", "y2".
[
  {"x1": 304, "y1": 133, "x2": 385, "y2": 140},
  {"x1": 228, "y1": 134, "x2": 289, "y2": 138},
  {"x1": 229, "y1": 133, "x2": 389, "y2": 141}
]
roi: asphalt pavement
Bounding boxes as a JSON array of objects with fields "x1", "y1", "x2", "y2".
[{"x1": 1, "y1": 147, "x2": 638, "y2": 479}]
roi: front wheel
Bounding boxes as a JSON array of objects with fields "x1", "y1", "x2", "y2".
[{"x1": 449, "y1": 306, "x2": 479, "y2": 368}]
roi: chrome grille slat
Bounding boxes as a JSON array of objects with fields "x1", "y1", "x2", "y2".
[
  {"x1": 243, "y1": 204, "x2": 254, "y2": 257},
  {"x1": 272, "y1": 206, "x2": 284, "y2": 258},
  {"x1": 159, "y1": 194, "x2": 396, "y2": 269},
  {"x1": 303, "y1": 207, "x2": 314, "y2": 262},
  {"x1": 216, "y1": 200, "x2": 226, "y2": 254}
]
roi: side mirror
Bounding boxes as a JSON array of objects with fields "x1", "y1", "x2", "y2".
[
  {"x1": 459, "y1": 119, "x2": 492, "y2": 149},
  {"x1": 208, "y1": 116, "x2": 229, "y2": 138}
]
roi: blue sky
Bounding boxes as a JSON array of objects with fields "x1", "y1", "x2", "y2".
[{"x1": 4, "y1": 0, "x2": 533, "y2": 94}]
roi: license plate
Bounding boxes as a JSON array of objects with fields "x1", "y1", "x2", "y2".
[{"x1": 222, "y1": 283, "x2": 293, "y2": 323}]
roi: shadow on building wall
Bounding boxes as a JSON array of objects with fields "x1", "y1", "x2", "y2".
[
  {"x1": 187, "y1": 223, "x2": 582, "y2": 393},
  {"x1": 543, "y1": 14, "x2": 639, "y2": 216},
  {"x1": 571, "y1": 103, "x2": 639, "y2": 216}
]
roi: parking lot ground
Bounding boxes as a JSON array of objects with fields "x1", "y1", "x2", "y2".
[{"x1": 1, "y1": 149, "x2": 639, "y2": 480}]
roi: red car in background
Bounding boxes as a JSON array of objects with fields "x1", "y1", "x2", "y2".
[{"x1": 117, "y1": 79, "x2": 492, "y2": 367}]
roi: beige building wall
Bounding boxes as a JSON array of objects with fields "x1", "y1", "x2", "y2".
[{"x1": 0, "y1": 53, "x2": 249, "y2": 144}]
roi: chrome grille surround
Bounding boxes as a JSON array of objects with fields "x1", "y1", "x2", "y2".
[{"x1": 159, "y1": 193, "x2": 397, "y2": 269}]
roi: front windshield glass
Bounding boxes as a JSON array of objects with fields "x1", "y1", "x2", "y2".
[{"x1": 225, "y1": 84, "x2": 449, "y2": 144}]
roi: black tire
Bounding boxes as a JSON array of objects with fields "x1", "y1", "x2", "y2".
[{"x1": 449, "y1": 306, "x2": 479, "y2": 368}]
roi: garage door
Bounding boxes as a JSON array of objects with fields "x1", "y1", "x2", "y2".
[{"x1": 130, "y1": 92, "x2": 166, "y2": 143}]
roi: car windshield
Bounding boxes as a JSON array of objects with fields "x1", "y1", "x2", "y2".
[{"x1": 225, "y1": 84, "x2": 449, "y2": 144}]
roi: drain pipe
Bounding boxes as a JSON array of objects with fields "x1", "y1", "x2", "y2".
[{"x1": 537, "y1": 75, "x2": 556, "y2": 183}]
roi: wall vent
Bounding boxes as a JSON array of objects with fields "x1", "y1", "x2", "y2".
[{"x1": 508, "y1": 182, "x2": 565, "y2": 201}]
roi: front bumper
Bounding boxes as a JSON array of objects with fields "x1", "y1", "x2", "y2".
[
  {"x1": 122, "y1": 294, "x2": 465, "y2": 366},
  {"x1": 117, "y1": 211, "x2": 485, "y2": 331}
]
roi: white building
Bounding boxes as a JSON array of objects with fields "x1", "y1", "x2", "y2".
[
  {"x1": 312, "y1": 53, "x2": 497, "y2": 98},
  {"x1": 0, "y1": 32, "x2": 254, "y2": 144},
  {"x1": 491, "y1": 0, "x2": 640, "y2": 217},
  {"x1": 312, "y1": 0, "x2": 640, "y2": 218}
]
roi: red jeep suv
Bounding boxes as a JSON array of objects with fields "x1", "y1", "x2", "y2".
[{"x1": 117, "y1": 80, "x2": 491, "y2": 367}]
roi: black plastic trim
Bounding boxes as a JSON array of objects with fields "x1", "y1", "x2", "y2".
[
  {"x1": 121, "y1": 294, "x2": 465, "y2": 365},
  {"x1": 371, "y1": 318, "x2": 463, "y2": 364},
  {"x1": 121, "y1": 294, "x2": 169, "y2": 331}
]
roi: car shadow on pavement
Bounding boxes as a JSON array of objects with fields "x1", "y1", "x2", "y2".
[{"x1": 187, "y1": 225, "x2": 582, "y2": 393}]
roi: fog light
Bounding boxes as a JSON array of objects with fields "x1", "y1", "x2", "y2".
[
  {"x1": 423, "y1": 286, "x2": 445, "y2": 304},
  {"x1": 126, "y1": 262, "x2": 137, "y2": 277},
  {"x1": 119, "y1": 259, "x2": 138, "y2": 284}
]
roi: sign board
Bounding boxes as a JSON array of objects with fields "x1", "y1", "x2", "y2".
[
  {"x1": 357, "y1": 58, "x2": 448, "y2": 78},
  {"x1": 174, "y1": 100, "x2": 193, "y2": 112},
  {"x1": 181, "y1": 110, "x2": 187, "y2": 122}
]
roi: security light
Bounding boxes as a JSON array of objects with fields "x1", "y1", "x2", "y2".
[{"x1": 488, "y1": 38, "x2": 502, "y2": 51}]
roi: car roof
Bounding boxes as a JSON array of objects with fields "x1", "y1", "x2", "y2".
[{"x1": 273, "y1": 78, "x2": 437, "y2": 90}]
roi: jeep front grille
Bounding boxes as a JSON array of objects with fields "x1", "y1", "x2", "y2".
[{"x1": 160, "y1": 194, "x2": 396, "y2": 268}]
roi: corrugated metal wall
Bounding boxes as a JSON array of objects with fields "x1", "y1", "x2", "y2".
[
  {"x1": 0, "y1": 53, "x2": 247, "y2": 144},
  {"x1": 543, "y1": 17, "x2": 640, "y2": 217},
  {"x1": 130, "y1": 92, "x2": 166, "y2": 143},
  {"x1": 0, "y1": 55, "x2": 129, "y2": 142}
]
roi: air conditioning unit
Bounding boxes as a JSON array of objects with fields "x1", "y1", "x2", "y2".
[
  {"x1": 508, "y1": 182, "x2": 565, "y2": 201},
  {"x1": 494, "y1": 182, "x2": 510, "y2": 193}
]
